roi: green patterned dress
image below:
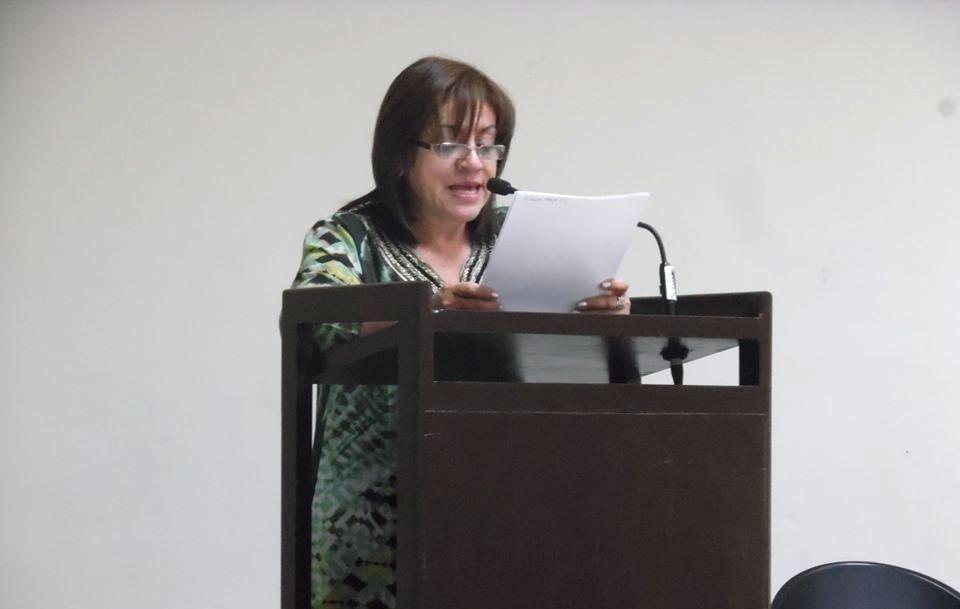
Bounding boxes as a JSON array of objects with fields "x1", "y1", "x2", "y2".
[{"x1": 291, "y1": 199, "x2": 497, "y2": 609}]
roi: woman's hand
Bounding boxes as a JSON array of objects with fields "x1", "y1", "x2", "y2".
[
  {"x1": 575, "y1": 278, "x2": 631, "y2": 315},
  {"x1": 431, "y1": 282, "x2": 502, "y2": 311}
]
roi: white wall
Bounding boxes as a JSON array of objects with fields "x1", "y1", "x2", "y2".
[{"x1": 1, "y1": 2, "x2": 958, "y2": 607}]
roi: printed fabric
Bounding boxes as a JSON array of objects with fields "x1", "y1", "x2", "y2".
[{"x1": 291, "y1": 200, "x2": 498, "y2": 608}]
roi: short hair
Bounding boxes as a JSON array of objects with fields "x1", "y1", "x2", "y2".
[{"x1": 350, "y1": 56, "x2": 516, "y2": 245}]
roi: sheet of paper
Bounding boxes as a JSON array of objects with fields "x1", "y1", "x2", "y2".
[{"x1": 482, "y1": 190, "x2": 651, "y2": 313}]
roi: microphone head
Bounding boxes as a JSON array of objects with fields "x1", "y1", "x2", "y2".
[{"x1": 486, "y1": 177, "x2": 517, "y2": 196}]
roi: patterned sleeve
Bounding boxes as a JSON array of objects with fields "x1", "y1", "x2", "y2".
[{"x1": 292, "y1": 216, "x2": 364, "y2": 351}]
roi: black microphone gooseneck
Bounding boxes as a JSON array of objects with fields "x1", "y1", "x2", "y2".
[
  {"x1": 635, "y1": 222, "x2": 686, "y2": 384},
  {"x1": 486, "y1": 179, "x2": 688, "y2": 384},
  {"x1": 635, "y1": 222, "x2": 678, "y2": 316},
  {"x1": 635, "y1": 222, "x2": 686, "y2": 385}
]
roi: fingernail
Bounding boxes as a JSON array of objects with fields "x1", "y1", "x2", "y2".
[
  {"x1": 600, "y1": 281, "x2": 611, "y2": 289},
  {"x1": 490, "y1": 292, "x2": 499, "y2": 299},
  {"x1": 577, "y1": 301, "x2": 588, "y2": 309}
]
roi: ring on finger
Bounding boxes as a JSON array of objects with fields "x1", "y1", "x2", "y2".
[{"x1": 614, "y1": 295, "x2": 626, "y2": 310}]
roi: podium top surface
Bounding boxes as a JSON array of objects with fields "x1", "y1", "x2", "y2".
[
  {"x1": 318, "y1": 327, "x2": 740, "y2": 384},
  {"x1": 280, "y1": 284, "x2": 771, "y2": 385}
]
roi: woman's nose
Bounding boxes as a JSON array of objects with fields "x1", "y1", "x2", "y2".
[{"x1": 458, "y1": 148, "x2": 485, "y2": 170}]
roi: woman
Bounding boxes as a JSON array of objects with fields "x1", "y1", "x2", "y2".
[{"x1": 292, "y1": 56, "x2": 629, "y2": 609}]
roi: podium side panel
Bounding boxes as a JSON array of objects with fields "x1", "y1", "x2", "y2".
[{"x1": 281, "y1": 324, "x2": 313, "y2": 609}]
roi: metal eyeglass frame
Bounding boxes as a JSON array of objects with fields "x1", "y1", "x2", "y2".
[{"x1": 415, "y1": 140, "x2": 507, "y2": 161}]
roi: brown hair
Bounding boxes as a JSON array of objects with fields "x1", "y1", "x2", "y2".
[{"x1": 346, "y1": 56, "x2": 516, "y2": 245}]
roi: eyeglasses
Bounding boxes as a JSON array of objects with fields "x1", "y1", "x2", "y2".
[{"x1": 415, "y1": 140, "x2": 507, "y2": 161}]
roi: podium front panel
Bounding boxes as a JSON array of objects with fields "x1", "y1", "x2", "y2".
[{"x1": 416, "y1": 383, "x2": 768, "y2": 609}]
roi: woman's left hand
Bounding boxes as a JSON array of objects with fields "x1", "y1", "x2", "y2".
[{"x1": 575, "y1": 278, "x2": 631, "y2": 315}]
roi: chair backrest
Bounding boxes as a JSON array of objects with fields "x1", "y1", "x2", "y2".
[{"x1": 772, "y1": 562, "x2": 960, "y2": 609}]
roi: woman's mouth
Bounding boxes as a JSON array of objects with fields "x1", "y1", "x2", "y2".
[{"x1": 448, "y1": 183, "x2": 484, "y2": 199}]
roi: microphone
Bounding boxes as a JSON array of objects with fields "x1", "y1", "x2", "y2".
[
  {"x1": 635, "y1": 223, "x2": 678, "y2": 316},
  {"x1": 635, "y1": 222, "x2": 685, "y2": 385},
  {"x1": 486, "y1": 177, "x2": 517, "y2": 196}
]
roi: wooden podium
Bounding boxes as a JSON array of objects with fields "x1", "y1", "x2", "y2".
[{"x1": 281, "y1": 283, "x2": 772, "y2": 609}]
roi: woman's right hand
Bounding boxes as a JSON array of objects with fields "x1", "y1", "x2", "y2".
[{"x1": 431, "y1": 282, "x2": 502, "y2": 311}]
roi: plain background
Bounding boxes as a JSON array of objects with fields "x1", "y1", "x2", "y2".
[{"x1": 2, "y1": 1, "x2": 958, "y2": 608}]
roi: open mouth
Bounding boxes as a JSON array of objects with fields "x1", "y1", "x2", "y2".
[{"x1": 448, "y1": 183, "x2": 483, "y2": 196}]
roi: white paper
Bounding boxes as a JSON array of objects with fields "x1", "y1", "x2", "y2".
[{"x1": 482, "y1": 190, "x2": 651, "y2": 313}]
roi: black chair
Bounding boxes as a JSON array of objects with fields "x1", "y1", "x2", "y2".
[{"x1": 772, "y1": 562, "x2": 960, "y2": 609}]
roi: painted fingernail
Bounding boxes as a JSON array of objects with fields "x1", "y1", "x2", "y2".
[{"x1": 601, "y1": 281, "x2": 611, "y2": 289}]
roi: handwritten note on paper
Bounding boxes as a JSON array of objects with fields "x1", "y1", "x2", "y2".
[{"x1": 482, "y1": 190, "x2": 651, "y2": 313}]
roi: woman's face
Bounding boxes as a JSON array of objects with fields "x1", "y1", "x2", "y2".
[{"x1": 408, "y1": 102, "x2": 498, "y2": 230}]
